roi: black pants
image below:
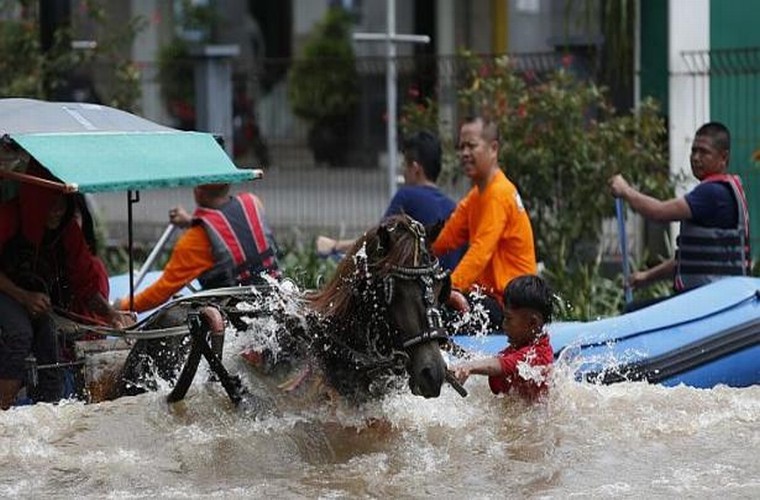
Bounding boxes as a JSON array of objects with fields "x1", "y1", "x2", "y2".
[{"x1": 0, "y1": 292, "x2": 62, "y2": 403}]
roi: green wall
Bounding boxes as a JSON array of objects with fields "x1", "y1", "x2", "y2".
[
  {"x1": 639, "y1": 0, "x2": 668, "y2": 113},
  {"x1": 711, "y1": 0, "x2": 760, "y2": 259}
]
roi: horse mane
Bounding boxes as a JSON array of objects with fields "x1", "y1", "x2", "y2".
[{"x1": 307, "y1": 215, "x2": 427, "y2": 318}]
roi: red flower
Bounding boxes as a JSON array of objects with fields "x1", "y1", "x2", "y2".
[
  {"x1": 497, "y1": 95, "x2": 508, "y2": 113},
  {"x1": 172, "y1": 101, "x2": 195, "y2": 122},
  {"x1": 479, "y1": 64, "x2": 491, "y2": 78},
  {"x1": 517, "y1": 104, "x2": 527, "y2": 118},
  {"x1": 408, "y1": 86, "x2": 420, "y2": 98},
  {"x1": 561, "y1": 54, "x2": 574, "y2": 68}
]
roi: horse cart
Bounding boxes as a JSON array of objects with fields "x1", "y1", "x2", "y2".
[{"x1": 1, "y1": 98, "x2": 461, "y2": 409}]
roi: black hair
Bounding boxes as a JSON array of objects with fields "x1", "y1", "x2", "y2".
[
  {"x1": 461, "y1": 116, "x2": 499, "y2": 143},
  {"x1": 73, "y1": 194, "x2": 99, "y2": 255},
  {"x1": 402, "y1": 130, "x2": 442, "y2": 182},
  {"x1": 198, "y1": 183, "x2": 231, "y2": 198},
  {"x1": 696, "y1": 122, "x2": 731, "y2": 154},
  {"x1": 503, "y1": 274, "x2": 554, "y2": 323}
]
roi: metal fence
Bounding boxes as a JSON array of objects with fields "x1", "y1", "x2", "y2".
[
  {"x1": 93, "y1": 47, "x2": 760, "y2": 269},
  {"x1": 680, "y1": 47, "x2": 760, "y2": 258},
  {"x1": 99, "y1": 51, "x2": 580, "y2": 247}
]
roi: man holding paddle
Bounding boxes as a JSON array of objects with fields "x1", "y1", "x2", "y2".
[{"x1": 609, "y1": 122, "x2": 751, "y2": 309}]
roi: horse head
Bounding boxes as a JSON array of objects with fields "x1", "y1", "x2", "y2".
[{"x1": 308, "y1": 214, "x2": 450, "y2": 399}]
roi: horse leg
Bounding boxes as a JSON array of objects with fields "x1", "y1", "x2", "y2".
[{"x1": 117, "y1": 304, "x2": 192, "y2": 398}]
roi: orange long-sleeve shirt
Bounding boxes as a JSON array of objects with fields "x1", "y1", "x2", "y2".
[
  {"x1": 118, "y1": 226, "x2": 214, "y2": 313},
  {"x1": 432, "y1": 169, "x2": 536, "y2": 298}
]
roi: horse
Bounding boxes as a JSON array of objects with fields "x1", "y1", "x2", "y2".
[{"x1": 109, "y1": 214, "x2": 456, "y2": 407}]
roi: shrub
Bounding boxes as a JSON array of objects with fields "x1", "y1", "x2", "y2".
[
  {"x1": 402, "y1": 53, "x2": 674, "y2": 320},
  {"x1": 0, "y1": 1, "x2": 144, "y2": 110},
  {"x1": 287, "y1": 7, "x2": 358, "y2": 124},
  {"x1": 287, "y1": 7, "x2": 359, "y2": 166}
]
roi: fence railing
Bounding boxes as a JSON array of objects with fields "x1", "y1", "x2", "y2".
[
  {"x1": 80, "y1": 47, "x2": 760, "y2": 271},
  {"x1": 679, "y1": 47, "x2": 760, "y2": 257}
]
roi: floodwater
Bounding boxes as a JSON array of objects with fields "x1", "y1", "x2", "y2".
[{"x1": 2, "y1": 346, "x2": 758, "y2": 499}]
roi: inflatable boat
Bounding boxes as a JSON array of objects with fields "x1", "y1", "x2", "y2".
[{"x1": 453, "y1": 277, "x2": 760, "y2": 389}]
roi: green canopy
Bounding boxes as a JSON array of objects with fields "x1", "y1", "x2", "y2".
[
  {"x1": 11, "y1": 131, "x2": 259, "y2": 193},
  {"x1": 0, "y1": 98, "x2": 260, "y2": 193}
]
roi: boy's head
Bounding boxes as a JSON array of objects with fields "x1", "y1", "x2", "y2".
[
  {"x1": 402, "y1": 130, "x2": 443, "y2": 183},
  {"x1": 502, "y1": 274, "x2": 554, "y2": 347}
]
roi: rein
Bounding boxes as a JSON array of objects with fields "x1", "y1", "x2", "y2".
[
  {"x1": 314, "y1": 217, "x2": 452, "y2": 380},
  {"x1": 314, "y1": 326, "x2": 410, "y2": 375}
]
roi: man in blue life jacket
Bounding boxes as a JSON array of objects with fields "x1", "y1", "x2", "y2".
[{"x1": 609, "y1": 121, "x2": 751, "y2": 309}]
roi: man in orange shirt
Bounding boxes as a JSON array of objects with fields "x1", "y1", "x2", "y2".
[
  {"x1": 432, "y1": 116, "x2": 537, "y2": 329},
  {"x1": 116, "y1": 183, "x2": 279, "y2": 313}
]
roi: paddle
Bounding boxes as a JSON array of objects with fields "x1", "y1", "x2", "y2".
[
  {"x1": 134, "y1": 224, "x2": 176, "y2": 289},
  {"x1": 615, "y1": 198, "x2": 633, "y2": 304}
]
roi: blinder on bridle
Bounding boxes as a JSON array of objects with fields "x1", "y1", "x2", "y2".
[{"x1": 378, "y1": 217, "x2": 452, "y2": 350}]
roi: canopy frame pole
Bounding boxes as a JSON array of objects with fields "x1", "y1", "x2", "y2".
[
  {"x1": 0, "y1": 169, "x2": 78, "y2": 193},
  {"x1": 127, "y1": 190, "x2": 140, "y2": 311}
]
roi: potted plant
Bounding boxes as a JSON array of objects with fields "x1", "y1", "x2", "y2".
[{"x1": 287, "y1": 7, "x2": 359, "y2": 166}]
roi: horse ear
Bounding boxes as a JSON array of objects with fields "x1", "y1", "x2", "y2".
[
  {"x1": 425, "y1": 219, "x2": 445, "y2": 244},
  {"x1": 376, "y1": 222, "x2": 392, "y2": 256}
]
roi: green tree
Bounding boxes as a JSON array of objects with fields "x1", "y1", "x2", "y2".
[
  {"x1": 287, "y1": 7, "x2": 359, "y2": 166},
  {"x1": 402, "y1": 53, "x2": 674, "y2": 320},
  {"x1": 0, "y1": 1, "x2": 143, "y2": 110}
]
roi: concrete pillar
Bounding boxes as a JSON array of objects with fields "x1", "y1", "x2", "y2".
[
  {"x1": 436, "y1": 0, "x2": 456, "y2": 139},
  {"x1": 191, "y1": 44, "x2": 240, "y2": 155},
  {"x1": 668, "y1": 0, "x2": 709, "y2": 246}
]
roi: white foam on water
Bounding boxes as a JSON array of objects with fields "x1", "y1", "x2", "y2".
[{"x1": 3, "y1": 283, "x2": 759, "y2": 498}]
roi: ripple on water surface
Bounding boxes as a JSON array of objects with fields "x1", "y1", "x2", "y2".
[{"x1": 1, "y1": 362, "x2": 759, "y2": 498}]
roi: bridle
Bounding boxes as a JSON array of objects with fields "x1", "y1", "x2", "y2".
[
  {"x1": 317, "y1": 216, "x2": 451, "y2": 378},
  {"x1": 379, "y1": 217, "x2": 451, "y2": 350},
  {"x1": 384, "y1": 259, "x2": 450, "y2": 349}
]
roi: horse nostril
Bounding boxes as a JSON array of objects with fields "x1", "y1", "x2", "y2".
[{"x1": 416, "y1": 366, "x2": 443, "y2": 398}]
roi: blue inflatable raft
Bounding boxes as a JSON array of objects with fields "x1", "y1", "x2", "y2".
[{"x1": 452, "y1": 277, "x2": 760, "y2": 389}]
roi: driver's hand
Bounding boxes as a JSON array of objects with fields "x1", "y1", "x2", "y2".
[
  {"x1": 169, "y1": 206, "x2": 192, "y2": 228},
  {"x1": 109, "y1": 310, "x2": 137, "y2": 329},
  {"x1": 22, "y1": 290, "x2": 52, "y2": 317}
]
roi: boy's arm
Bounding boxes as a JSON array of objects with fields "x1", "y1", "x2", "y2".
[{"x1": 451, "y1": 356, "x2": 503, "y2": 385}]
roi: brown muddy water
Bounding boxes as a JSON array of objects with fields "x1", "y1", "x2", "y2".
[{"x1": 2, "y1": 347, "x2": 758, "y2": 500}]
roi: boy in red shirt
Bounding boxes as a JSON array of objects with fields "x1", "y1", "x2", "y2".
[{"x1": 451, "y1": 274, "x2": 554, "y2": 400}]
